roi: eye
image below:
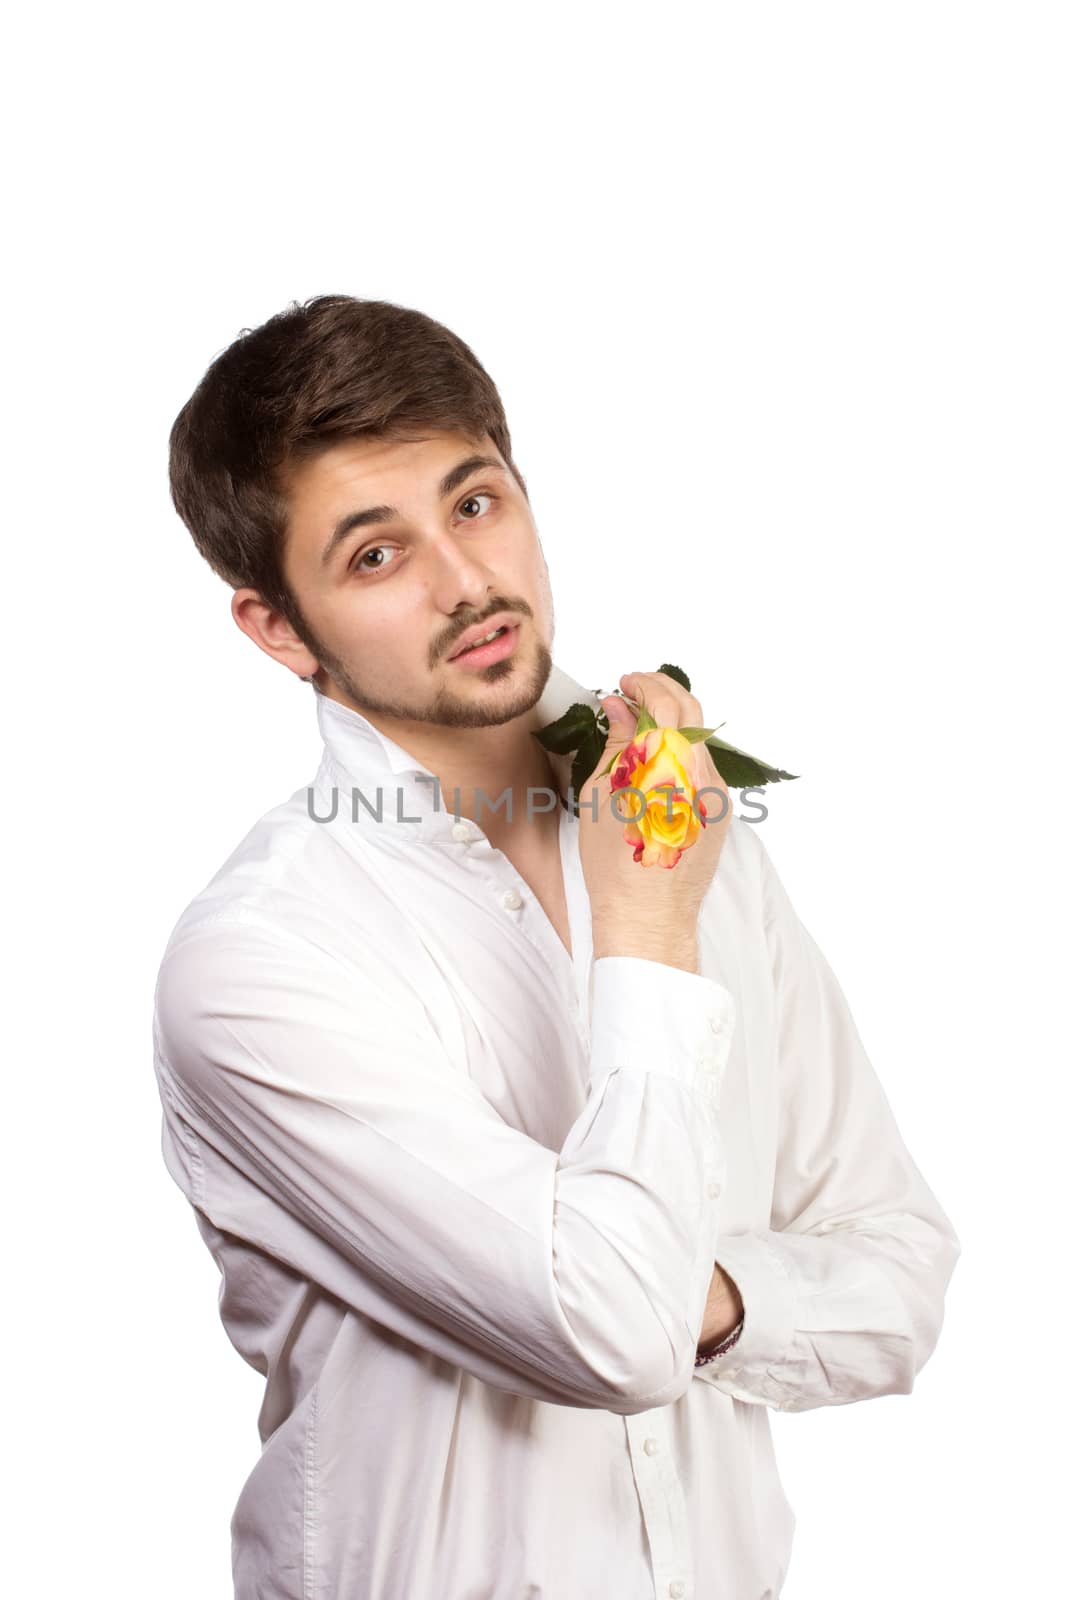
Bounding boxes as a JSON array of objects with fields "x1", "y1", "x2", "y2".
[
  {"x1": 457, "y1": 492, "x2": 495, "y2": 519},
  {"x1": 352, "y1": 545, "x2": 399, "y2": 573}
]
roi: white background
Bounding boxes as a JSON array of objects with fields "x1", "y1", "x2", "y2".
[{"x1": 6, "y1": 2, "x2": 1064, "y2": 1595}]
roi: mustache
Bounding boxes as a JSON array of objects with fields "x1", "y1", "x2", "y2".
[{"x1": 437, "y1": 600, "x2": 533, "y2": 660}]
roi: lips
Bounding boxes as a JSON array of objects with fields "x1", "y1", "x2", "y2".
[
  {"x1": 447, "y1": 615, "x2": 516, "y2": 660},
  {"x1": 447, "y1": 621, "x2": 521, "y2": 670}
]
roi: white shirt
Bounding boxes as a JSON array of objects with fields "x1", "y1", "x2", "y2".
[{"x1": 151, "y1": 662, "x2": 961, "y2": 1600}]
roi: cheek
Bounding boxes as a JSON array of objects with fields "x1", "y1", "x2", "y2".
[
  {"x1": 529, "y1": 550, "x2": 555, "y2": 626},
  {"x1": 540, "y1": 586, "x2": 555, "y2": 637},
  {"x1": 320, "y1": 590, "x2": 409, "y2": 671}
]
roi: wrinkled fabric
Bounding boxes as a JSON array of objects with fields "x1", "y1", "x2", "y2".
[{"x1": 152, "y1": 663, "x2": 961, "y2": 1600}]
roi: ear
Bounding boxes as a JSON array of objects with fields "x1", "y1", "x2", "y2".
[{"x1": 231, "y1": 588, "x2": 319, "y2": 680}]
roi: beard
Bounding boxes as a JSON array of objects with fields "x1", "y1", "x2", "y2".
[{"x1": 293, "y1": 604, "x2": 555, "y2": 731}]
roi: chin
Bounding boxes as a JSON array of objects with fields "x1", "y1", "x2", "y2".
[{"x1": 437, "y1": 638, "x2": 553, "y2": 727}]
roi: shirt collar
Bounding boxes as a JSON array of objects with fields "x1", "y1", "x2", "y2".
[{"x1": 311, "y1": 662, "x2": 604, "y2": 837}]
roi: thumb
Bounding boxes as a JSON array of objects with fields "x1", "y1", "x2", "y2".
[{"x1": 600, "y1": 694, "x2": 637, "y2": 747}]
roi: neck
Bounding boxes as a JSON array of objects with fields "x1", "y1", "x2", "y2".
[{"x1": 368, "y1": 702, "x2": 564, "y2": 846}]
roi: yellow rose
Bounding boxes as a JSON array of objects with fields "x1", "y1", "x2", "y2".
[{"x1": 606, "y1": 725, "x2": 708, "y2": 869}]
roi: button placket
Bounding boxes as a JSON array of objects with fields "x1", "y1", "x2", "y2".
[
  {"x1": 697, "y1": 1010, "x2": 732, "y2": 1109},
  {"x1": 625, "y1": 1412, "x2": 694, "y2": 1600},
  {"x1": 695, "y1": 1053, "x2": 723, "y2": 1110},
  {"x1": 457, "y1": 812, "x2": 579, "y2": 989}
]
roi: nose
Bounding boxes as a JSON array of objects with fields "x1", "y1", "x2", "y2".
[{"x1": 426, "y1": 529, "x2": 494, "y2": 615}]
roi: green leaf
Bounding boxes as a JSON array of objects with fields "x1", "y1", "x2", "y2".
[
  {"x1": 568, "y1": 728, "x2": 609, "y2": 811},
  {"x1": 702, "y1": 732, "x2": 800, "y2": 788},
  {"x1": 533, "y1": 683, "x2": 799, "y2": 805},
  {"x1": 532, "y1": 701, "x2": 598, "y2": 754},
  {"x1": 657, "y1": 663, "x2": 691, "y2": 691}
]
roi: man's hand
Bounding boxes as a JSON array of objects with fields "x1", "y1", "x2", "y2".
[
  {"x1": 699, "y1": 1262, "x2": 744, "y2": 1350},
  {"x1": 582, "y1": 669, "x2": 733, "y2": 969}
]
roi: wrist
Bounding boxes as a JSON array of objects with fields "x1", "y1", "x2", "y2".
[
  {"x1": 700, "y1": 1264, "x2": 744, "y2": 1347},
  {"x1": 695, "y1": 1314, "x2": 744, "y2": 1367},
  {"x1": 592, "y1": 922, "x2": 699, "y2": 972}
]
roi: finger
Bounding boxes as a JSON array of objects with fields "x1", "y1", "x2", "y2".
[
  {"x1": 618, "y1": 670, "x2": 703, "y2": 723},
  {"x1": 599, "y1": 693, "x2": 638, "y2": 754},
  {"x1": 618, "y1": 670, "x2": 703, "y2": 730}
]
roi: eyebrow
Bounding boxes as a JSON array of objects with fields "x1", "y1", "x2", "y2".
[{"x1": 320, "y1": 454, "x2": 510, "y2": 568}]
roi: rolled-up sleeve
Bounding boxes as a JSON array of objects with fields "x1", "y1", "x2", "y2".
[
  {"x1": 693, "y1": 833, "x2": 962, "y2": 1410},
  {"x1": 153, "y1": 915, "x2": 737, "y2": 1415}
]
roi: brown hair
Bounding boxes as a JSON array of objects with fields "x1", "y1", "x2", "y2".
[{"x1": 168, "y1": 294, "x2": 527, "y2": 634}]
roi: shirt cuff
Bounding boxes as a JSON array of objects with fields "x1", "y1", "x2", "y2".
[
  {"x1": 690, "y1": 1231, "x2": 799, "y2": 1399},
  {"x1": 589, "y1": 955, "x2": 736, "y2": 1105}
]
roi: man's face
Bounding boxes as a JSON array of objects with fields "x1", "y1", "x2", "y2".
[{"x1": 275, "y1": 429, "x2": 556, "y2": 729}]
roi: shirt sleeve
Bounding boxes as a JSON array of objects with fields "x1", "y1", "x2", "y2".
[
  {"x1": 691, "y1": 832, "x2": 962, "y2": 1409},
  {"x1": 153, "y1": 914, "x2": 735, "y2": 1416}
]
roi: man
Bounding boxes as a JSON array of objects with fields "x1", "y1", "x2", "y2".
[{"x1": 154, "y1": 293, "x2": 961, "y2": 1599}]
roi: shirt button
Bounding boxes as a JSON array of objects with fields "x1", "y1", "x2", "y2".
[
  {"x1": 451, "y1": 820, "x2": 476, "y2": 843},
  {"x1": 668, "y1": 1583, "x2": 687, "y2": 1598},
  {"x1": 643, "y1": 1437, "x2": 659, "y2": 1455},
  {"x1": 706, "y1": 1180, "x2": 721, "y2": 1198},
  {"x1": 710, "y1": 1015, "x2": 725, "y2": 1034},
  {"x1": 502, "y1": 888, "x2": 523, "y2": 910},
  {"x1": 719, "y1": 1366, "x2": 739, "y2": 1380}
]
